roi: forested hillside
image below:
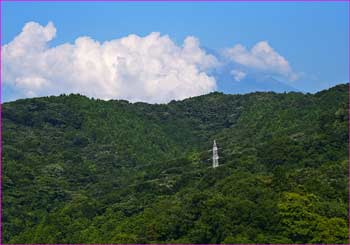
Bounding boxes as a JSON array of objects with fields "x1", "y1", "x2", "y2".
[{"x1": 2, "y1": 84, "x2": 349, "y2": 244}]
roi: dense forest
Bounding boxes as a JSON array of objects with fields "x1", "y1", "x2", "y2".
[{"x1": 2, "y1": 84, "x2": 349, "y2": 244}]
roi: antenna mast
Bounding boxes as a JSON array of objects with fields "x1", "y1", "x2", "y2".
[{"x1": 212, "y1": 140, "x2": 219, "y2": 168}]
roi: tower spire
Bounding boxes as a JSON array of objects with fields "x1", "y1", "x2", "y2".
[{"x1": 212, "y1": 140, "x2": 219, "y2": 168}]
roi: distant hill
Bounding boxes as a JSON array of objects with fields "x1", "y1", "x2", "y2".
[
  {"x1": 214, "y1": 68, "x2": 299, "y2": 94},
  {"x1": 226, "y1": 75, "x2": 298, "y2": 93},
  {"x1": 2, "y1": 84, "x2": 348, "y2": 243}
]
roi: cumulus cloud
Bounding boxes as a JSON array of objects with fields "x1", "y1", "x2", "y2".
[
  {"x1": 3, "y1": 22, "x2": 218, "y2": 103},
  {"x1": 230, "y1": 70, "x2": 246, "y2": 82},
  {"x1": 224, "y1": 41, "x2": 297, "y2": 81}
]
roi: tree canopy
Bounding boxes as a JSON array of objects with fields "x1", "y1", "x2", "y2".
[{"x1": 2, "y1": 84, "x2": 349, "y2": 243}]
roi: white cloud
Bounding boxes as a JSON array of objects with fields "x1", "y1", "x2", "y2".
[
  {"x1": 224, "y1": 41, "x2": 297, "y2": 81},
  {"x1": 3, "y1": 22, "x2": 218, "y2": 103},
  {"x1": 230, "y1": 70, "x2": 246, "y2": 81}
]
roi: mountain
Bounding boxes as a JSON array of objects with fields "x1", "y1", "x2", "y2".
[
  {"x1": 214, "y1": 68, "x2": 299, "y2": 94},
  {"x1": 226, "y1": 74, "x2": 299, "y2": 94},
  {"x1": 204, "y1": 46, "x2": 299, "y2": 94},
  {"x1": 2, "y1": 84, "x2": 348, "y2": 244}
]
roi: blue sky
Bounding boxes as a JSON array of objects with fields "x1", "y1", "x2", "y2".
[{"x1": 2, "y1": 2, "x2": 349, "y2": 103}]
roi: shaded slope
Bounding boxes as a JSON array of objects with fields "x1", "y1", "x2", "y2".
[{"x1": 2, "y1": 84, "x2": 348, "y2": 243}]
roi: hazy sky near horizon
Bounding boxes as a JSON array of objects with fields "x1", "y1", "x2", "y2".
[{"x1": 2, "y1": 2, "x2": 349, "y2": 103}]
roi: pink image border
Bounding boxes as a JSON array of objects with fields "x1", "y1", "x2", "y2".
[{"x1": 0, "y1": 0, "x2": 348, "y2": 244}]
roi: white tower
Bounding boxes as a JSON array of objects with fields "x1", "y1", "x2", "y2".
[{"x1": 212, "y1": 140, "x2": 219, "y2": 168}]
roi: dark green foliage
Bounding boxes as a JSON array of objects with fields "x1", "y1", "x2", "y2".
[{"x1": 2, "y1": 84, "x2": 349, "y2": 243}]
